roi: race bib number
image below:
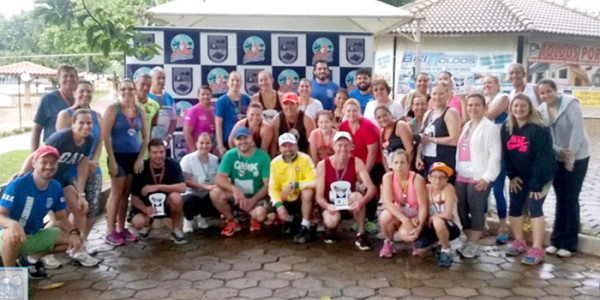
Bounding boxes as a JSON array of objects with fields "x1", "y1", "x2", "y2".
[{"x1": 329, "y1": 181, "x2": 351, "y2": 210}]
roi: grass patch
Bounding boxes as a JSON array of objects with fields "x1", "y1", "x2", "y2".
[{"x1": 0, "y1": 149, "x2": 110, "y2": 185}]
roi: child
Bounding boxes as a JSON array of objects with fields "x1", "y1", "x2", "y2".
[{"x1": 414, "y1": 162, "x2": 461, "y2": 267}]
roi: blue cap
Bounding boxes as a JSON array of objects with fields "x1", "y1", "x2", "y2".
[{"x1": 233, "y1": 126, "x2": 251, "y2": 139}]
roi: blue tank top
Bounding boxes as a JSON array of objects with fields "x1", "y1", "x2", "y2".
[
  {"x1": 66, "y1": 108, "x2": 101, "y2": 176},
  {"x1": 112, "y1": 103, "x2": 142, "y2": 153}
]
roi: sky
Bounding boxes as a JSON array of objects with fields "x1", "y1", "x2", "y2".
[{"x1": 1, "y1": 0, "x2": 600, "y2": 17}]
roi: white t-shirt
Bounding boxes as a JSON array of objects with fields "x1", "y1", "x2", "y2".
[
  {"x1": 299, "y1": 98, "x2": 324, "y2": 121},
  {"x1": 179, "y1": 152, "x2": 219, "y2": 197},
  {"x1": 509, "y1": 83, "x2": 539, "y2": 108},
  {"x1": 364, "y1": 100, "x2": 404, "y2": 125}
]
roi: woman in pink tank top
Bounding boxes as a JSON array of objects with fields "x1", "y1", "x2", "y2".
[{"x1": 378, "y1": 149, "x2": 428, "y2": 258}]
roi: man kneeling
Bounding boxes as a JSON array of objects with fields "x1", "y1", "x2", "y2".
[
  {"x1": 315, "y1": 132, "x2": 376, "y2": 250},
  {"x1": 0, "y1": 146, "x2": 88, "y2": 279},
  {"x1": 130, "y1": 139, "x2": 187, "y2": 244},
  {"x1": 269, "y1": 133, "x2": 316, "y2": 243}
]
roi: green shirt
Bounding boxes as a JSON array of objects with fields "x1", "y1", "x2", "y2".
[
  {"x1": 218, "y1": 148, "x2": 271, "y2": 198},
  {"x1": 138, "y1": 98, "x2": 160, "y2": 159}
]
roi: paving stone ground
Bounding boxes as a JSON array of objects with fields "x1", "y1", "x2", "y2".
[{"x1": 29, "y1": 217, "x2": 600, "y2": 300}]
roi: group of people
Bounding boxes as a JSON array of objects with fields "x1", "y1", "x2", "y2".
[{"x1": 0, "y1": 60, "x2": 589, "y2": 279}]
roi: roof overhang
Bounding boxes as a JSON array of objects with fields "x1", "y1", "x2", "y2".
[{"x1": 146, "y1": 0, "x2": 413, "y2": 36}]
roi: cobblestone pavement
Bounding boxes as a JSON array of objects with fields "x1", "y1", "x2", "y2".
[{"x1": 30, "y1": 218, "x2": 600, "y2": 300}]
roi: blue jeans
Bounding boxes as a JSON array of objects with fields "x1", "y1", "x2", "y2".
[{"x1": 492, "y1": 168, "x2": 507, "y2": 219}]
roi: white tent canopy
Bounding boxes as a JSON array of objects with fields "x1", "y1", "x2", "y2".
[{"x1": 146, "y1": 0, "x2": 413, "y2": 36}]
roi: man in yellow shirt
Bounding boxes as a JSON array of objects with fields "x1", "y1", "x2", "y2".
[{"x1": 269, "y1": 133, "x2": 316, "y2": 243}]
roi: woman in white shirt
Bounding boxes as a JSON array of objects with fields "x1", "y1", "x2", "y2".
[
  {"x1": 364, "y1": 79, "x2": 404, "y2": 125},
  {"x1": 297, "y1": 79, "x2": 323, "y2": 121},
  {"x1": 455, "y1": 93, "x2": 501, "y2": 259}
]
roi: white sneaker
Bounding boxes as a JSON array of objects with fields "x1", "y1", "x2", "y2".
[
  {"x1": 183, "y1": 219, "x2": 195, "y2": 233},
  {"x1": 70, "y1": 251, "x2": 100, "y2": 267},
  {"x1": 545, "y1": 245, "x2": 559, "y2": 255},
  {"x1": 556, "y1": 249, "x2": 573, "y2": 258},
  {"x1": 40, "y1": 254, "x2": 62, "y2": 270},
  {"x1": 196, "y1": 216, "x2": 209, "y2": 229}
]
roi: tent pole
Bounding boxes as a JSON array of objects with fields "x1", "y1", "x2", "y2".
[{"x1": 414, "y1": 17, "x2": 422, "y2": 76}]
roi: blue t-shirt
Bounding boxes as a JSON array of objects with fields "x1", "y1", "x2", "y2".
[
  {"x1": 0, "y1": 172, "x2": 66, "y2": 235},
  {"x1": 310, "y1": 79, "x2": 339, "y2": 111},
  {"x1": 34, "y1": 90, "x2": 74, "y2": 142},
  {"x1": 348, "y1": 89, "x2": 374, "y2": 114},
  {"x1": 65, "y1": 109, "x2": 101, "y2": 176},
  {"x1": 214, "y1": 94, "x2": 250, "y2": 144},
  {"x1": 45, "y1": 129, "x2": 93, "y2": 184}
]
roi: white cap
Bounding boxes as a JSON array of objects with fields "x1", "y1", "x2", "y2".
[
  {"x1": 333, "y1": 131, "x2": 352, "y2": 143},
  {"x1": 278, "y1": 133, "x2": 297, "y2": 146}
]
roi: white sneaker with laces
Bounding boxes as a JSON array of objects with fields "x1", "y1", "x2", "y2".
[
  {"x1": 545, "y1": 245, "x2": 559, "y2": 255},
  {"x1": 556, "y1": 249, "x2": 572, "y2": 258},
  {"x1": 40, "y1": 254, "x2": 62, "y2": 270},
  {"x1": 70, "y1": 251, "x2": 100, "y2": 267},
  {"x1": 196, "y1": 216, "x2": 209, "y2": 229},
  {"x1": 183, "y1": 219, "x2": 195, "y2": 233}
]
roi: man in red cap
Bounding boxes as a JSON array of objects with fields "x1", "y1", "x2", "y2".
[
  {"x1": 0, "y1": 146, "x2": 86, "y2": 279},
  {"x1": 270, "y1": 92, "x2": 315, "y2": 156}
]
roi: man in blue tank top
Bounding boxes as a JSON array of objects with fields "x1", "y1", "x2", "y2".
[{"x1": 0, "y1": 146, "x2": 88, "y2": 279}]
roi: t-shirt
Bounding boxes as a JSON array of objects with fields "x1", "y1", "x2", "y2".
[
  {"x1": 183, "y1": 104, "x2": 216, "y2": 152},
  {"x1": 339, "y1": 118, "x2": 382, "y2": 165},
  {"x1": 348, "y1": 89, "x2": 373, "y2": 114},
  {"x1": 34, "y1": 90, "x2": 74, "y2": 142},
  {"x1": 139, "y1": 97, "x2": 161, "y2": 128},
  {"x1": 148, "y1": 91, "x2": 177, "y2": 139},
  {"x1": 218, "y1": 148, "x2": 270, "y2": 198},
  {"x1": 363, "y1": 101, "x2": 404, "y2": 125},
  {"x1": 215, "y1": 94, "x2": 251, "y2": 144},
  {"x1": 0, "y1": 172, "x2": 66, "y2": 235},
  {"x1": 45, "y1": 129, "x2": 93, "y2": 184},
  {"x1": 131, "y1": 158, "x2": 185, "y2": 204},
  {"x1": 180, "y1": 152, "x2": 219, "y2": 197},
  {"x1": 310, "y1": 79, "x2": 339, "y2": 111},
  {"x1": 299, "y1": 98, "x2": 323, "y2": 121}
]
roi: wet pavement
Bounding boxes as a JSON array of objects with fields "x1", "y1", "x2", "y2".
[{"x1": 30, "y1": 217, "x2": 600, "y2": 300}]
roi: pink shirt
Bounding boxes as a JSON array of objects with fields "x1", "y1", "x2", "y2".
[
  {"x1": 393, "y1": 172, "x2": 419, "y2": 219},
  {"x1": 339, "y1": 118, "x2": 382, "y2": 165},
  {"x1": 183, "y1": 104, "x2": 216, "y2": 152},
  {"x1": 308, "y1": 129, "x2": 336, "y2": 161},
  {"x1": 456, "y1": 133, "x2": 475, "y2": 183},
  {"x1": 447, "y1": 95, "x2": 462, "y2": 119}
]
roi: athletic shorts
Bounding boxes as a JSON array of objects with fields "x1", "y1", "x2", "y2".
[
  {"x1": 112, "y1": 152, "x2": 139, "y2": 176},
  {"x1": 227, "y1": 198, "x2": 273, "y2": 214},
  {"x1": 0, "y1": 227, "x2": 61, "y2": 256},
  {"x1": 282, "y1": 200, "x2": 301, "y2": 215},
  {"x1": 413, "y1": 219, "x2": 460, "y2": 249},
  {"x1": 55, "y1": 176, "x2": 77, "y2": 188}
]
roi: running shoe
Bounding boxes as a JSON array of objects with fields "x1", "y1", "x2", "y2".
[
  {"x1": 70, "y1": 251, "x2": 100, "y2": 267},
  {"x1": 556, "y1": 249, "x2": 573, "y2": 258},
  {"x1": 324, "y1": 229, "x2": 338, "y2": 244},
  {"x1": 138, "y1": 226, "x2": 152, "y2": 240},
  {"x1": 293, "y1": 225, "x2": 310, "y2": 244},
  {"x1": 522, "y1": 247, "x2": 545, "y2": 265},
  {"x1": 196, "y1": 216, "x2": 209, "y2": 229},
  {"x1": 104, "y1": 231, "x2": 125, "y2": 246},
  {"x1": 545, "y1": 245, "x2": 559, "y2": 255},
  {"x1": 119, "y1": 228, "x2": 138, "y2": 242},
  {"x1": 183, "y1": 219, "x2": 195, "y2": 233},
  {"x1": 250, "y1": 218, "x2": 261, "y2": 232},
  {"x1": 437, "y1": 250, "x2": 453, "y2": 268},
  {"x1": 379, "y1": 240, "x2": 395, "y2": 258},
  {"x1": 506, "y1": 239, "x2": 527, "y2": 256},
  {"x1": 170, "y1": 229, "x2": 188, "y2": 244},
  {"x1": 355, "y1": 233, "x2": 372, "y2": 251},
  {"x1": 364, "y1": 221, "x2": 379, "y2": 234},
  {"x1": 221, "y1": 220, "x2": 241, "y2": 237},
  {"x1": 17, "y1": 256, "x2": 47, "y2": 279},
  {"x1": 40, "y1": 254, "x2": 62, "y2": 270}
]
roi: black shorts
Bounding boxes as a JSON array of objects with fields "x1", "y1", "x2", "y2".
[
  {"x1": 129, "y1": 195, "x2": 171, "y2": 219},
  {"x1": 369, "y1": 163, "x2": 386, "y2": 186},
  {"x1": 413, "y1": 219, "x2": 460, "y2": 249},
  {"x1": 182, "y1": 193, "x2": 220, "y2": 219},
  {"x1": 112, "y1": 152, "x2": 139, "y2": 176},
  {"x1": 283, "y1": 201, "x2": 301, "y2": 216}
]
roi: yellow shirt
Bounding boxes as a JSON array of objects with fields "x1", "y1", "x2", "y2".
[{"x1": 268, "y1": 152, "x2": 316, "y2": 204}]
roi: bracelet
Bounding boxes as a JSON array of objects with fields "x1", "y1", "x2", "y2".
[
  {"x1": 274, "y1": 202, "x2": 284, "y2": 210},
  {"x1": 70, "y1": 228, "x2": 81, "y2": 235},
  {"x1": 78, "y1": 192, "x2": 86, "y2": 197}
]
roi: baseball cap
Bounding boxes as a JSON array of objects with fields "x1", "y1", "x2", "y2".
[
  {"x1": 233, "y1": 126, "x2": 251, "y2": 139},
  {"x1": 278, "y1": 133, "x2": 297, "y2": 146},
  {"x1": 34, "y1": 145, "x2": 60, "y2": 160},
  {"x1": 281, "y1": 92, "x2": 299, "y2": 104},
  {"x1": 428, "y1": 162, "x2": 453, "y2": 178},
  {"x1": 333, "y1": 131, "x2": 352, "y2": 143}
]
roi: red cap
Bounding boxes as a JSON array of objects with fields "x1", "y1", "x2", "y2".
[
  {"x1": 281, "y1": 92, "x2": 299, "y2": 104},
  {"x1": 34, "y1": 146, "x2": 60, "y2": 160}
]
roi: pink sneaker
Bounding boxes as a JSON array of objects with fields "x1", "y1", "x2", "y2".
[
  {"x1": 522, "y1": 247, "x2": 545, "y2": 265},
  {"x1": 105, "y1": 231, "x2": 125, "y2": 246},
  {"x1": 119, "y1": 228, "x2": 138, "y2": 242},
  {"x1": 379, "y1": 240, "x2": 395, "y2": 258},
  {"x1": 506, "y1": 239, "x2": 527, "y2": 256}
]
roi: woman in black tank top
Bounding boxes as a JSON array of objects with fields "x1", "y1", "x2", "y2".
[
  {"x1": 374, "y1": 106, "x2": 414, "y2": 172},
  {"x1": 416, "y1": 82, "x2": 461, "y2": 182},
  {"x1": 271, "y1": 92, "x2": 316, "y2": 155}
]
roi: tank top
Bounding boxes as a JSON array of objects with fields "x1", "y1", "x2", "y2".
[
  {"x1": 510, "y1": 83, "x2": 539, "y2": 107},
  {"x1": 112, "y1": 103, "x2": 142, "y2": 153},
  {"x1": 244, "y1": 119, "x2": 262, "y2": 147},
  {"x1": 382, "y1": 121, "x2": 406, "y2": 167},
  {"x1": 279, "y1": 110, "x2": 308, "y2": 153},
  {"x1": 324, "y1": 156, "x2": 357, "y2": 202},
  {"x1": 489, "y1": 93, "x2": 508, "y2": 125},
  {"x1": 422, "y1": 107, "x2": 455, "y2": 159},
  {"x1": 66, "y1": 108, "x2": 99, "y2": 157},
  {"x1": 393, "y1": 171, "x2": 418, "y2": 218},
  {"x1": 259, "y1": 91, "x2": 281, "y2": 111},
  {"x1": 427, "y1": 185, "x2": 461, "y2": 228}
]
